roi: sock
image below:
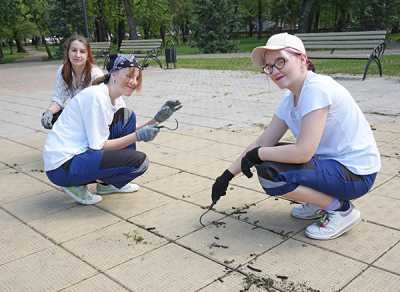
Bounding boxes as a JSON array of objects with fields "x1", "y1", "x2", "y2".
[
  {"x1": 335, "y1": 200, "x2": 350, "y2": 212},
  {"x1": 323, "y1": 198, "x2": 341, "y2": 211}
]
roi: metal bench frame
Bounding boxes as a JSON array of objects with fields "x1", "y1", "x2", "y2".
[
  {"x1": 119, "y1": 39, "x2": 163, "y2": 69},
  {"x1": 296, "y1": 31, "x2": 387, "y2": 80}
]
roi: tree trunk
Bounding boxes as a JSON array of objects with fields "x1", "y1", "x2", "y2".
[
  {"x1": 257, "y1": 0, "x2": 262, "y2": 39},
  {"x1": 122, "y1": 0, "x2": 138, "y2": 40},
  {"x1": 8, "y1": 40, "x2": 13, "y2": 54},
  {"x1": 15, "y1": 39, "x2": 26, "y2": 53},
  {"x1": 160, "y1": 25, "x2": 166, "y2": 44},
  {"x1": 299, "y1": 0, "x2": 314, "y2": 33},
  {"x1": 41, "y1": 36, "x2": 53, "y2": 59},
  {"x1": 248, "y1": 18, "x2": 254, "y2": 37},
  {"x1": 0, "y1": 45, "x2": 4, "y2": 61},
  {"x1": 117, "y1": 20, "x2": 125, "y2": 49},
  {"x1": 95, "y1": 0, "x2": 107, "y2": 41}
]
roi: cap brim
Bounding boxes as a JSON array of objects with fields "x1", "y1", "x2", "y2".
[{"x1": 250, "y1": 45, "x2": 285, "y2": 66}]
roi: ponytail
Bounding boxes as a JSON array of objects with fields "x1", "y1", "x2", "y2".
[
  {"x1": 306, "y1": 59, "x2": 316, "y2": 72},
  {"x1": 92, "y1": 73, "x2": 111, "y2": 85}
]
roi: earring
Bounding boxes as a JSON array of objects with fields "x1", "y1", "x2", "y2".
[{"x1": 113, "y1": 79, "x2": 117, "y2": 85}]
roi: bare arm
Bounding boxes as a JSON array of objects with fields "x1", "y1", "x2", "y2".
[
  {"x1": 136, "y1": 118, "x2": 158, "y2": 130},
  {"x1": 258, "y1": 108, "x2": 328, "y2": 164},
  {"x1": 227, "y1": 115, "x2": 289, "y2": 176},
  {"x1": 47, "y1": 101, "x2": 62, "y2": 114},
  {"x1": 102, "y1": 133, "x2": 138, "y2": 151}
]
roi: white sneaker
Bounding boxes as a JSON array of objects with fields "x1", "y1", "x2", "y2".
[
  {"x1": 96, "y1": 183, "x2": 140, "y2": 195},
  {"x1": 63, "y1": 185, "x2": 103, "y2": 205},
  {"x1": 291, "y1": 203, "x2": 323, "y2": 220},
  {"x1": 305, "y1": 203, "x2": 361, "y2": 240}
]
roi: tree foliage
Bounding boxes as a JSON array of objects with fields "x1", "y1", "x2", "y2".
[{"x1": 192, "y1": 0, "x2": 240, "y2": 53}]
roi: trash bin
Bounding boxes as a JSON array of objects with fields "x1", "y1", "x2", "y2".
[{"x1": 165, "y1": 40, "x2": 176, "y2": 69}]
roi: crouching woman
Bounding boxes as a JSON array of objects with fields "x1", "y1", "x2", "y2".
[{"x1": 43, "y1": 55, "x2": 160, "y2": 205}]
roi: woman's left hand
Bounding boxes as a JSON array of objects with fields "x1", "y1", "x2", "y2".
[
  {"x1": 241, "y1": 147, "x2": 262, "y2": 178},
  {"x1": 154, "y1": 99, "x2": 182, "y2": 123}
]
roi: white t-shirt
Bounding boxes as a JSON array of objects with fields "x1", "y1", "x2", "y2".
[
  {"x1": 52, "y1": 64, "x2": 104, "y2": 108},
  {"x1": 275, "y1": 71, "x2": 380, "y2": 175},
  {"x1": 43, "y1": 83, "x2": 126, "y2": 171}
]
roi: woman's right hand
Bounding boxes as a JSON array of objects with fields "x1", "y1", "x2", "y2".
[
  {"x1": 41, "y1": 110, "x2": 54, "y2": 129},
  {"x1": 136, "y1": 125, "x2": 160, "y2": 142},
  {"x1": 211, "y1": 169, "x2": 234, "y2": 203}
]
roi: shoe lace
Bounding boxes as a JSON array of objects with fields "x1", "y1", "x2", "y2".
[{"x1": 317, "y1": 211, "x2": 329, "y2": 227}]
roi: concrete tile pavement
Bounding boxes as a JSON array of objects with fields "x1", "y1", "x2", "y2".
[{"x1": 0, "y1": 61, "x2": 399, "y2": 291}]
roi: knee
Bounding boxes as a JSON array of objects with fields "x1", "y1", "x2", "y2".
[{"x1": 126, "y1": 150, "x2": 148, "y2": 173}]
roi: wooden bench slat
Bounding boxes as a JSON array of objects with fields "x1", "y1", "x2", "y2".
[
  {"x1": 301, "y1": 36, "x2": 385, "y2": 42},
  {"x1": 296, "y1": 30, "x2": 386, "y2": 37},
  {"x1": 305, "y1": 44, "x2": 381, "y2": 49},
  {"x1": 304, "y1": 40, "x2": 382, "y2": 45}
]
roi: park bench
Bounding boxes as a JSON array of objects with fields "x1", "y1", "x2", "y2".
[
  {"x1": 119, "y1": 39, "x2": 163, "y2": 69},
  {"x1": 90, "y1": 41, "x2": 111, "y2": 58},
  {"x1": 296, "y1": 30, "x2": 387, "y2": 80},
  {"x1": 89, "y1": 41, "x2": 111, "y2": 68}
]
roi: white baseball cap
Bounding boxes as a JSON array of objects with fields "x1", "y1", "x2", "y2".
[{"x1": 251, "y1": 33, "x2": 306, "y2": 66}]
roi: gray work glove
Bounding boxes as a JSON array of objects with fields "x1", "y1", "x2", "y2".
[
  {"x1": 154, "y1": 99, "x2": 182, "y2": 123},
  {"x1": 41, "y1": 110, "x2": 54, "y2": 129},
  {"x1": 136, "y1": 125, "x2": 160, "y2": 142}
]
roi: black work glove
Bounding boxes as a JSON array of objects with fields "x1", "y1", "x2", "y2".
[
  {"x1": 211, "y1": 169, "x2": 234, "y2": 204},
  {"x1": 241, "y1": 147, "x2": 262, "y2": 178}
]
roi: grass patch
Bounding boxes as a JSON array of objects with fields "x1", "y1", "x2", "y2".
[
  {"x1": 0, "y1": 47, "x2": 29, "y2": 63},
  {"x1": 173, "y1": 55, "x2": 400, "y2": 77}
]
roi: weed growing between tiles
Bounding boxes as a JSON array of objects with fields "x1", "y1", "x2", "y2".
[
  {"x1": 123, "y1": 230, "x2": 148, "y2": 246},
  {"x1": 240, "y1": 273, "x2": 320, "y2": 292}
]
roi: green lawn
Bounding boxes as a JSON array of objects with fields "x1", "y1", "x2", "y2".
[
  {"x1": 173, "y1": 55, "x2": 400, "y2": 77},
  {"x1": 0, "y1": 49, "x2": 28, "y2": 64}
]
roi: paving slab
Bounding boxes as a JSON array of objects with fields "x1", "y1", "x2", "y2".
[
  {"x1": 62, "y1": 221, "x2": 167, "y2": 270},
  {"x1": 374, "y1": 240, "x2": 400, "y2": 274},
  {"x1": 177, "y1": 216, "x2": 284, "y2": 268},
  {"x1": 369, "y1": 175, "x2": 400, "y2": 200},
  {"x1": 107, "y1": 243, "x2": 227, "y2": 291},
  {"x1": 61, "y1": 274, "x2": 128, "y2": 292},
  {"x1": 98, "y1": 187, "x2": 171, "y2": 219},
  {"x1": 342, "y1": 267, "x2": 400, "y2": 292},
  {"x1": 3, "y1": 189, "x2": 75, "y2": 222},
  {"x1": 229, "y1": 197, "x2": 311, "y2": 236},
  {"x1": 0, "y1": 209, "x2": 53, "y2": 265},
  {"x1": 183, "y1": 186, "x2": 267, "y2": 211},
  {"x1": 240, "y1": 239, "x2": 367, "y2": 291},
  {"x1": 133, "y1": 162, "x2": 181, "y2": 185},
  {"x1": 30, "y1": 205, "x2": 121, "y2": 243},
  {"x1": 295, "y1": 220, "x2": 400, "y2": 263},
  {"x1": 143, "y1": 171, "x2": 213, "y2": 199},
  {"x1": 0, "y1": 168, "x2": 53, "y2": 204},
  {"x1": 0, "y1": 138, "x2": 42, "y2": 166},
  {"x1": 0, "y1": 246, "x2": 96, "y2": 292},
  {"x1": 355, "y1": 190, "x2": 400, "y2": 229},
  {"x1": 128, "y1": 200, "x2": 225, "y2": 239}
]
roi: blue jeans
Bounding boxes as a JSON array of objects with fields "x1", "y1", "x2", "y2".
[
  {"x1": 46, "y1": 108, "x2": 148, "y2": 189},
  {"x1": 255, "y1": 156, "x2": 376, "y2": 201}
]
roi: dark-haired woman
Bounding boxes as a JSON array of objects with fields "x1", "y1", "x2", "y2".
[
  {"x1": 211, "y1": 33, "x2": 380, "y2": 240},
  {"x1": 41, "y1": 34, "x2": 104, "y2": 129}
]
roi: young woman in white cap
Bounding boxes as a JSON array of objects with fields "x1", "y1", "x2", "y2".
[
  {"x1": 210, "y1": 33, "x2": 380, "y2": 240},
  {"x1": 41, "y1": 34, "x2": 104, "y2": 129},
  {"x1": 43, "y1": 54, "x2": 182, "y2": 205}
]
